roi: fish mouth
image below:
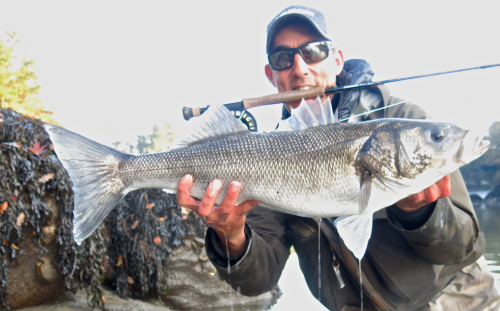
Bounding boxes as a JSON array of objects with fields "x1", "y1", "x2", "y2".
[{"x1": 455, "y1": 129, "x2": 491, "y2": 165}]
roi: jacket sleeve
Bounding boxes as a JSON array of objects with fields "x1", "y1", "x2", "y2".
[
  {"x1": 386, "y1": 169, "x2": 480, "y2": 264},
  {"x1": 205, "y1": 206, "x2": 291, "y2": 296}
]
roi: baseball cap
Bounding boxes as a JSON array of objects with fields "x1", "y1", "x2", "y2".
[{"x1": 266, "y1": 5, "x2": 331, "y2": 54}]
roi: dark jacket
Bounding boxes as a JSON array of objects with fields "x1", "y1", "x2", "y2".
[{"x1": 205, "y1": 83, "x2": 486, "y2": 311}]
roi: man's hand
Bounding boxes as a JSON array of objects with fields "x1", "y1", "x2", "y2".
[
  {"x1": 396, "y1": 175, "x2": 451, "y2": 212},
  {"x1": 177, "y1": 174, "x2": 260, "y2": 257}
]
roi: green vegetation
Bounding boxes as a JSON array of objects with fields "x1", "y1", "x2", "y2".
[
  {"x1": 0, "y1": 32, "x2": 57, "y2": 124},
  {"x1": 136, "y1": 123, "x2": 176, "y2": 154}
]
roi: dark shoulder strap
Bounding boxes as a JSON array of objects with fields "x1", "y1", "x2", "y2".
[{"x1": 319, "y1": 219, "x2": 395, "y2": 311}]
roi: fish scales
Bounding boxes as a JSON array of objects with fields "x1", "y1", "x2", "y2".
[{"x1": 117, "y1": 120, "x2": 388, "y2": 217}]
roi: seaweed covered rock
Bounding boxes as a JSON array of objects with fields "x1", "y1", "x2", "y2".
[
  {"x1": 0, "y1": 108, "x2": 107, "y2": 310},
  {"x1": 0, "y1": 108, "x2": 278, "y2": 310},
  {"x1": 104, "y1": 189, "x2": 278, "y2": 310},
  {"x1": 104, "y1": 189, "x2": 207, "y2": 298}
]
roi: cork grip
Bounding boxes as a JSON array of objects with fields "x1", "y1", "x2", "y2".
[{"x1": 242, "y1": 87, "x2": 325, "y2": 109}]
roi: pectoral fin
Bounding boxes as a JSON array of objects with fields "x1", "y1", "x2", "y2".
[
  {"x1": 359, "y1": 169, "x2": 372, "y2": 213},
  {"x1": 334, "y1": 213, "x2": 374, "y2": 260}
]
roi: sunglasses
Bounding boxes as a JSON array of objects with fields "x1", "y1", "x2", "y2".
[{"x1": 268, "y1": 41, "x2": 335, "y2": 71}]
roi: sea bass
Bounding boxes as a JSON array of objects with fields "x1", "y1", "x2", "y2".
[{"x1": 44, "y1": 98, "x2": 489, "y2": 259}]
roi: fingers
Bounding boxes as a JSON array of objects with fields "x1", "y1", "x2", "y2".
[
  {"x1": 198, "y1": 179, "x2": 222, "y2": 216},
  {"x1": 219, "y1": 181, "x2": 241, "y2": 219},
  {"x1": 435, "y1": 175, "x2": 451, "y2": 198},
  {"x1": 397, "y1": 175, "x2": 452, "y2": 211},
  {"x1": 177, "y1": 177, "x2": 257, "y2": 229},
  {"x1": 219, "y1": 181, "x2": 260, "y2": 219},
  {"x1": 177, "y1": 175, "x2": 201, "y2": 213},
  {"x1": 421, "y1": 175, "x2": 451, "y2": 204}
]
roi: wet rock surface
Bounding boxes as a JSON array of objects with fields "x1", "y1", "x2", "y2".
[
  {"x1": 162, "y1": 237, "x2": 278, "y2": 310},
  {"x1": 6, "y1": 227, "x2": 64, "y2": 309},
  {"x1": 18, "y1": 288, "x2": 172, "y2": 311}
]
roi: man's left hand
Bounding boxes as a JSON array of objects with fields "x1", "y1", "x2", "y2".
[{"x1": 396, "y1": 175, "x2": 451, "y2": 212}]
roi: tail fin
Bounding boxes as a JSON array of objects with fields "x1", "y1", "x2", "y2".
[
  {"x1": 334, "y1": 212, "x2": 374, "y2": 260},
  {"x1": 45, "y1": 124, "x2": 132, "y2": 244}
]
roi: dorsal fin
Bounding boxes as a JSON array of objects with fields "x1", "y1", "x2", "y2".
[
  {"x1": 178, "y1": 104, "x2": 248, "y2": 147},
  {"x1": 274, "y1": 96, "x2": 337, "y2": 132}
]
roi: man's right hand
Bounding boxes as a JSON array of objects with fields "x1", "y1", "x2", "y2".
[{"x1": 177, "y1": 174, "x2": 261, "y2": 258}]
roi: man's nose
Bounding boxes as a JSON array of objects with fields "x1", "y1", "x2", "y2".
[{"x1": 290, "y1": 52, "x2": 309, "y2": 75}]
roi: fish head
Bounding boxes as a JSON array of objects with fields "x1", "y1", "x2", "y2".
[{"x1": 356, "y1": 120, "x2": 490, "y2": 190}]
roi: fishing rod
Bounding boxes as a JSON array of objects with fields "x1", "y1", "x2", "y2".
[{"x1": 182, "y1": 63, "x2": 500, "y2": 129}]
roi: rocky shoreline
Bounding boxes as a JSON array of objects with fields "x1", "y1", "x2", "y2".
[{"x1": 19, "y1": 289, "x2": 172, "y2": 311}]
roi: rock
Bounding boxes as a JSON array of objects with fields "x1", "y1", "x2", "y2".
[
  {"x1": 42, "y1": 195, "x2": 59, "y2": 224},
  {"x1": 17, "y1": 288, "x2": 172, "y2": 311},
  {"x1": 37, "y1": 257, "x2": 59, "y2": 282},
  {"x1": 485, "y1": 184, "x2": 500, "y2": 203},
  {"x1": 41, "y1": 225, "x2": 57, "y2": 245},
  {"x1": 6, "y1": 227, "x2": 64, "y2": 309},
  {"x1": 162, "y1": 238, "x2": 278, "y2": 310},
  {"x1": 470, "y1": 194, "x2": 483, "y2": 204}
]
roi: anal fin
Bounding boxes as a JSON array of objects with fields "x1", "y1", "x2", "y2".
[{"x1": 334, "y1": 213, "x2": 374, "y2": 260}]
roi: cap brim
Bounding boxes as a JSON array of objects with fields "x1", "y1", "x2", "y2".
[{"x1": 266, "y1": 14, "x2": 330, "y2": 54}]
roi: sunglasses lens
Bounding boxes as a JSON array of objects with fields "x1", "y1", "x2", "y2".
[
  {"x1": 269, "y1": 41, "x2": 331, "y2": 70},
  {"x1": 301, "y1": 42, "x2": 329, "y2": 63},
  {"x1": 269, "y1": 51, "x2": 294, "y2": 70}
]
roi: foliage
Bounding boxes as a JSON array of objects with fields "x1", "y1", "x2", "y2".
[
  {"x1": 0, "y1": 32, "x2": 58, "y2": 125},
  {"x1": 461, "y1": 121, "x2": 500, "y2": 188},
  {"x1": 136, "y1": 123, "x2": 176, "y2": 154}
]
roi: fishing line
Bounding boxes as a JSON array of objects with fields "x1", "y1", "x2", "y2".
[{"x1": 339, "y1": 100, "x2": 407, "y2": 123}]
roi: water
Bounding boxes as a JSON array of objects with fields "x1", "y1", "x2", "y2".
[{"x1": 474, "y1": 202, "x2": 500, "y2": 290}]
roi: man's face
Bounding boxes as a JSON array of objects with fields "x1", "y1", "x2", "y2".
[{"x1": 265, "y1": 22, "x2": 344, "y2": 111}]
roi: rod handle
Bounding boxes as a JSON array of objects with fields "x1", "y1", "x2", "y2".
[
  {"x1": 242, "y1": 87, "x2": 324, "y2": 109},
  {"x1": 182, "y1": 106, "x2": 205, "y2": 120}
]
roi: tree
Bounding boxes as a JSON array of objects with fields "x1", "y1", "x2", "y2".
[
  {"x1": 0, "y1": 32, "x2": 57, "y2": 124},
  {"x1": 136, "y1": 123, "x2": 176, "y2": 154}
]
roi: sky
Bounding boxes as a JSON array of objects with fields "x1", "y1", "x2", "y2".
[{"x1": 1, "y1": 0, "x2": 500, "y2": 148}]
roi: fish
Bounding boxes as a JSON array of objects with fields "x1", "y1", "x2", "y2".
[{"x1": 44, "y1": 97, "x2": 490, "y2": 259}]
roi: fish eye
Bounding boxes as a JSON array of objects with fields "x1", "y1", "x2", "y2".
[{"x1": 430, "y1": 129, "x2": 445, "y2": 142}]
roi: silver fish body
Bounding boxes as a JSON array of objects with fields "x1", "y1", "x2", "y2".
[
  {"x1": 45, "y1": 102, "x2": 489, "y2": 257},
  {"x1": 115, "y1": 122, "x2": 370, "y2": 217}
]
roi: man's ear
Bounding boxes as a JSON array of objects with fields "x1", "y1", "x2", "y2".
[
  {"x1": 265, "y1": 64, "x2": 276, "y2": 87},
  {"x1": 334, "y1": 50, "x2": 344, "y2": 76}
]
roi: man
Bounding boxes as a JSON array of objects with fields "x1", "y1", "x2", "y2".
[{"x1": 177, "y1": 6, "x2": 499, "y2": 311}]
